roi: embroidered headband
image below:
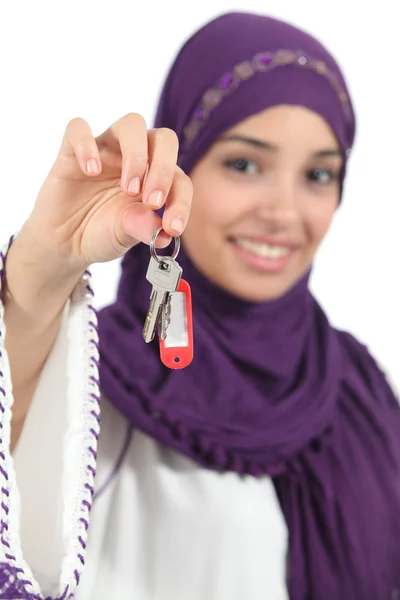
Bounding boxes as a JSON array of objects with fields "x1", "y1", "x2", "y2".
[{"x1": 183, "y1": 49, "x2": 352, "y2": 155}]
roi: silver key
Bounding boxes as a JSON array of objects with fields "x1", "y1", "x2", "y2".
[
  {"x1": 159, "y1": 293, "x2": 172, "y2": 341},
  {"x1": 142, "y1": 256, "x2": 182, "y2": 343}
]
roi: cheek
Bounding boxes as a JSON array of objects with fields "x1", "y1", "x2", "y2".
[{"x1": 304, "y1": 201, "x2": 337, "y2": 246}]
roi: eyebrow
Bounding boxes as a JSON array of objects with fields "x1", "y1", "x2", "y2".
[{"x1": 218, "y1": 134, "x2": 342, "y2": 158}]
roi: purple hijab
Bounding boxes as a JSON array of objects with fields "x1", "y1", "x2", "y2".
[{"x1": 98, "y1": 12, "x2": 400, "y2": 599}]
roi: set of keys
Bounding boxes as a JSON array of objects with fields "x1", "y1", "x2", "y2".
[{"x1": 142, "y1": 226, "x2": 194, "y2": 369}]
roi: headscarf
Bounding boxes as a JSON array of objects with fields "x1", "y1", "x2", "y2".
[{"x1": 98, "y1": 12, "x2": 400, "y2": 598}]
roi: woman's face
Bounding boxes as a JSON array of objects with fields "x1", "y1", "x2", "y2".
[{"x1": 183, "y1": 105, "x2": 343, "y2": 302}]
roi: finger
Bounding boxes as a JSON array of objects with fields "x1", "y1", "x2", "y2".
[
  {"x1": 141, "y1": 128, "x2": 179, "y2": 209},
  {"x1": 59, "y1": 118, "x2": 102, "y2": 177},
  {"x1": 161, "y1": 167, "x2": 193, "y2": 236},
  {"x1": 97, "y1": 113, "x2": 148, "y2": 196},
  {"x1": 117, "y1": 203, "x2": 171, "y2": 251}
]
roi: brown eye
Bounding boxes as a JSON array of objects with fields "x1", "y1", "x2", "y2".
[
  {"x1": 307, "y1": 168, "x2": 337, "y2": 185},
  {"x1": 224, "y1": 158, "x2": 259, "y2": 174}
]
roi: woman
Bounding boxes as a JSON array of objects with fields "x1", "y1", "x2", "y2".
[{"x1": 1, "y1": 10, "x2": 399, "y2": 600}]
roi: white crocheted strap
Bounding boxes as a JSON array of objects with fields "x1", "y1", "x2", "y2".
[{"x1": 0, "y1": 237, "x2": 100, "y2": 600}]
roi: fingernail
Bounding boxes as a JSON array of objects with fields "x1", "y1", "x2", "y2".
[
  {"x1": 170, "y1": 217, "x2": 184, "y2": 235},
  {"x1": 128, "y1": 177, "x2": 141, "y2": 195},
  {"x1": 147, "y1": 190, "x2": 164, "y2": 207},
  {"x1": 86, "y1": 159, "x2": 99, "y2": 174}
]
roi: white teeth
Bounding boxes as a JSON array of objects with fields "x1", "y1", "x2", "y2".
[{"x1": 234, "y1": 238, "x2": 290, "y2": 259}]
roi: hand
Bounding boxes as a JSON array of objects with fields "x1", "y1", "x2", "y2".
[{"x1": 22, "y1": 113, "x2": 192, "y2": 270}]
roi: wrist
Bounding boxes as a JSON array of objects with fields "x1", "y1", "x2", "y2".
[{"x1": 3, "y1": 227, "x2": 87, "y2": 320}]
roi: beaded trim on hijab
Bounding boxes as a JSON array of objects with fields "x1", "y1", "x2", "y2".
[{"x1": 183, "y1": 48, "x2": 352, "y2": 155}]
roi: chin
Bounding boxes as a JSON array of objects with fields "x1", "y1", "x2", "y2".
[
  {"x1": 221, "y1": 262, "x2": 312, "y2": 302},
  {"x1": 222, "y1": 244, "x2": 311, "y2": 302},
  {"x1": 222, "y1": 277, "x2": 295, "y2": 304}
]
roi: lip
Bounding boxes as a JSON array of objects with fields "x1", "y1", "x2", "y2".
[
  {"x1": 229, "y1": 235, "x2": 300, "y2": 249},
  {"x1": 229, "y1": 236, "x2": 298, "y2": 273}
]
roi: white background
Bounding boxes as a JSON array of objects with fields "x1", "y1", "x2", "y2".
[{"x1": 1, "y1": 1, "x2": 399, "y2": 386}]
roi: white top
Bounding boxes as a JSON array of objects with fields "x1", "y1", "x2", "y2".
[{"x1": 0, "y1": 245, "x2": 289, "y2": 600}]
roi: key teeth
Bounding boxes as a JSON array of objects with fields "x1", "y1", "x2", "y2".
[
  {"x1": 143, "y1": 315, "x2": 156, "y2": 343},
  {"x1": 143, "y1": 255, "x2": 182, "y2": 344},
  {"x1": 158, "y1": 293, "x2": 172, "y2": 341}
]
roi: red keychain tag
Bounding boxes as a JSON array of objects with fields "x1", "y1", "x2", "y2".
[{"x1": 159, "y1": 277, "x2": 194, "y2": 369}]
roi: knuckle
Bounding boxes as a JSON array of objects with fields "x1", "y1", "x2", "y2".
[
  {"x1": 65, "y1": 118, "x2": 94, "y2": 153},
  {"x1": 175, "y1": 165, "x2": 188, "y2": 178},
  {"x1": 180, "y1": 180, "x2": 194, "y2": 204},
  {"x1": 131, "y1": 154, "x2": 148, "y2": 171},
  {"x1": 155, "y1": 127, "x2": 179, "y2": 147},
  {"x1": 120, "y1": 112, "x2": 146, "y2": 127},
  {"x1": 186, "y1": 178, "x2": 194, "y2": 196},
  {"x1": 66, "y1": 117, "x2": 86, "y2": 132},
  {"x1": 176, "y1": 169, "x2": 193, "y2": 190},
  {"x1": 153, "y1": 164, "x2": 176, "y2": 186}
]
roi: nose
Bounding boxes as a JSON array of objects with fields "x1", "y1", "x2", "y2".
[{"x1": 254, "y1": 175, "x2": 300, "y2": 229}]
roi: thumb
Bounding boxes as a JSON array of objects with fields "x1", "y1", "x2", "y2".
[{"x1": 116, "y1": 203, "x2": 171, "y2": 253}]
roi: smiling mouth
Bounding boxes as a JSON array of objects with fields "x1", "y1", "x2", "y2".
[
  {"x1": 229, "y1": 236, "x2": 297, "y2": 273},
  {"x1": 231, "y1": 237, "x2": 292, "y2": 258}
]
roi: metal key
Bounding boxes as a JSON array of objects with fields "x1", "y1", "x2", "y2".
[
  {"x1": 142, "y1": 256, "x2": 182, "y2": 343},
  {"x1": 158, "y1": 293, "x2": 172, "y2": 341}
]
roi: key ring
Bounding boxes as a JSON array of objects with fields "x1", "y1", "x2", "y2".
[{"x1": 150, "y1": 226, "x2": 180, "y2": 263}]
